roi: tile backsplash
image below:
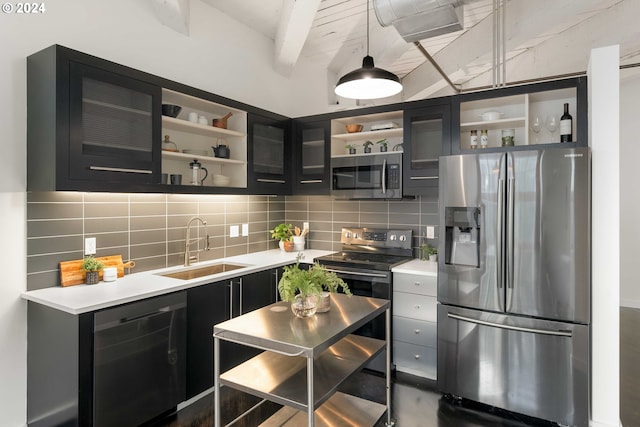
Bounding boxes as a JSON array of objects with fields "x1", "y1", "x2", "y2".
[{"x1": 27, "y1": 192, "x2": 438, "y2": 290}]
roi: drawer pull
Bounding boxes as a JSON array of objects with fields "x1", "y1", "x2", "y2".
[
  {"x1": 414, "y1": 354, "x2": 421, "y2": 359},
  {"x1": 414, "y1": 305, "x2": 421, "y2": 310},
  {"x1": 414, "y1": 281, "x2": 421, "y2": 286},
  {"x1": 414, "y1": 329, "x2": 421, "y2": 334}
]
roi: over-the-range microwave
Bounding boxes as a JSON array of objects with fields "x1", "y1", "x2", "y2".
[{"x1": 331, "y1": 152, "x2": 402, "y2": 199}]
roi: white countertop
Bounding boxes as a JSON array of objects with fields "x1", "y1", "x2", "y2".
[
  {"x1": 21, "y1": 249, "x2": 333, "y2": 315},
  {"x1": 392, "y1": 259, "x2": 438, "y2": 276}
]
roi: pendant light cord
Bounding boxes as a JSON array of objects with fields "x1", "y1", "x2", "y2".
[{"x1": 366, "y1": 0, "x2": 370, "y2": 56}]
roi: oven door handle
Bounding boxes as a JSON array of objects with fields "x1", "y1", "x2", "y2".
[{"x1": 323, "y1": 268, "x2": 388, "y2": 278}]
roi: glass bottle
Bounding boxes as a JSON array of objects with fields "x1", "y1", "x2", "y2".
[
  {"x1": 480, "y1": 129, "x2": 488, "y2": 148},
  {"x1": 560, "y1": 103, "x2": 573, "y2": 142},
  {"x1": 470, "y1": 130, "x2": 478, "y2": 149}
]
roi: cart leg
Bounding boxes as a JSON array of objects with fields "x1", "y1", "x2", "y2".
[
  {"x1": 385, "y1": 308, "x2": 396, "y2": 426},
  {"x1": 307, "y1": 356, "x2": 314, "y2": 426},
  {"x1": 214, "y1": 336, "x2": 221, "y2": 427}
]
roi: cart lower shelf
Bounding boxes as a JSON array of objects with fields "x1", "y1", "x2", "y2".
[
  {"x1": 259, "y1": 392, "x2": 386, "y2": 426},
  {"x1": 220, "y1": 334, "x2": 385, "y2": 411}
]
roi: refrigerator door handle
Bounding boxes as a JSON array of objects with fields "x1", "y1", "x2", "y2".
[
  {"x1": 382, "y1": 158, "x2": 387, "y2": 194},
  {"x1": 507, "y1": 177, "x2": 515, "y2": 290},
  {"x1": 447, "y1": 313, "x2": 573, "y2": 337},
  {"x1": 497, "y1": 178, "x2": 505, "y2": 290}
]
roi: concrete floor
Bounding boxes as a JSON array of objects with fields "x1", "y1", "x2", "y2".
[{"x1": 152, "y1": 307, "x2": 639, "y2": 427}]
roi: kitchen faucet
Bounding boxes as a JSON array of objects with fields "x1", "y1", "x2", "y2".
[{"x1": 184, "y1": 217, "x2": 210, "y2": 266}]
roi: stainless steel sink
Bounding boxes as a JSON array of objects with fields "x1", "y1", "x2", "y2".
[{"x1": 159, "y1": 263, "x2": 249, "y2": 280}]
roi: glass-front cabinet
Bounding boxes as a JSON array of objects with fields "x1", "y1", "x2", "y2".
[
  {"x1": 403, "y1": 103, "x2": 451, "y2": 195},
  {"x1": 294, "y1": 119, "x2": 330, "y2": 194},
  {"x1": 248, "y1": 113, "x2": 291, "y2": 194},
  {"x1": 68, "y1": 62, "x2": 161, "y2": 184}
]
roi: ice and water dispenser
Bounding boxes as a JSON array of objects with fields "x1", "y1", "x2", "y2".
[{"x1": 444, "y1": 207, "x2": 481, "y2": 267}]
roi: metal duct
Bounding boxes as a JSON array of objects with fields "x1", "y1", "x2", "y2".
[{"x1": 373, "y1": 0, "x2": 464, "y2": 42}]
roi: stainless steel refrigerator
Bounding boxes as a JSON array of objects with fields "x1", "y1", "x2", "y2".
[{"x1": 437, "y1": 147, "x2": 590, "y2": 427}]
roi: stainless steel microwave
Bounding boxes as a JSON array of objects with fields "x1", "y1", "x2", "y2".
[{"x1": 331, "y1": 152, "x2": 402, "y2": 199}]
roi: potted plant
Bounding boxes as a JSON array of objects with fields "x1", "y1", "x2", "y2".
[
  {"x1": 278, "y1": 257, "x2": 351, "y2": 317},
  {"x1": 270, "y1": 223, "x2": 294, "y2": 251},
  {"x1": 345, "y1": 143, "x2": 358, "y2": 155},
  {"x1": 376, "y1": 138, "x2": 389, "y2": 152},
  {"x1": 82, "y1": 255, "x2": 104, "y2": 285},
  {"x1": 420, "y1": 244, "x2": 438, "y2": 262},
  {"x1": 363, "y1": 140, "x2": 374, "y2": 153}
]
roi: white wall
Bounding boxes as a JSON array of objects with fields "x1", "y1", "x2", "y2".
[
  {"x1": 0, "y1": 1, "x2": 332, "y2": 425},
  {"x1": 620, "y1": 71, "x2": 640, "y2": 308},
  {"x1": 588, "y1": 45, "x2": 620, "y2": 427}
]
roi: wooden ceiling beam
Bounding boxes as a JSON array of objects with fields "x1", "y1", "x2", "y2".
[
  {"x1": 150, "y1": 0, "x2": 190, "y2": 35},
  {"x1": 274, "y1": 0, "x2": 322, "y2": 77}
]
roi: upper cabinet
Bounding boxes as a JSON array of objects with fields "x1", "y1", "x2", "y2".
[
  {"x1": 403, "y1": 102, "x2": 451, "y2": 196},
  {"x1": 247, "y1": 113, "x2": 291, "y2": 194},
  {"x1": 28, "y1": 45, "x2": 163, "y2": 192},
  {"x1": 452, "y1": 77, "x2": 587, "y2": 153},
  {"x1": 160, "y1": 89, "x2": 247, "y2": 190},
  {"x1": 293, "y1": 119, "x2": 331, "y2": 195}
]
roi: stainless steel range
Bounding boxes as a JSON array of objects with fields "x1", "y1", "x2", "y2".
[{"x1": 315, "y1": 227, "x2": 413, "y2": 372}]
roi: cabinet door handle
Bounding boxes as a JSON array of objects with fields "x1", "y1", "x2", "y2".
[
  {"x1": 414, "y1": 281, "x2": 421, "y2": 286},
  {"x1": 414, "y1": 304, "x2": 421, "y2": 310},
  {"x1": 410, "y1": 176, "x2": 438, "y2": 180},
  {"x1": 89, "y1": 166, "x2": 153, "y2": 174},
  {"x1": 257, "y1": 178, "x2": 286, "y2": 184},
  {"x1": 414, "y1": 354, "x2": 421, "y2": 360},
  {"x1": 414, "y1": 329, "x2": 421, "y2": 334},
  {"x1": 300, "y1": 180, "x2": 323, "y2": 184}
]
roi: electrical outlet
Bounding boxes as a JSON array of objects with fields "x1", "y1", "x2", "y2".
[
  {"x1": 426, "y1": 226, "x2": 435, "y2": 239},
  {"x1": 230, "y1": 225, "x2": 239, "y2": 238},
  {"x1": 242, "y1": 223, "x2": 249, "y2": 236},
  {"x1": 85, "y1": 237, "x2": 96, "y2": 255}
]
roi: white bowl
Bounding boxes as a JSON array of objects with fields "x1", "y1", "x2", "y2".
[
  {"x1": 480, "y1": 111, "x2": 504, "y2": 121},
  {"x1": 212, "y1": 174, "x2": 231, "y2": 186}
]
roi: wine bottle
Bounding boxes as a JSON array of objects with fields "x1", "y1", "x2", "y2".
[{"x1": 560, "y1": 103, "x2": 573, "y2": 142}]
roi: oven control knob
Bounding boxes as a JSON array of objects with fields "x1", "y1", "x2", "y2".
[
  {"x1": 390, "y1": 234, "x2": 397, "y2": 241},
  {"x1": 399, "y1": 234, "x2": 407, "y2": 242},
  {"x1": 353, "y1": 233, "x2": 359, "y2": 239},
  {"x1": 344, "y1": 231, "x2": 351, "y2": 239}
]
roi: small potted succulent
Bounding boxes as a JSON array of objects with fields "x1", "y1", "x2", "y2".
[
  {"x1": 363, "y1": 140, "x2": 374, "y2": 153},
  {"x1": 376, "y1": 138, "x2": 389, "y2": 152},
  {"x1": 270, "y1": 223, "x2": 294, "y2": 251},
  {"x1": 82, "y1": 255, "x2": 104, "y2": 285},
  {"x1": 345, "y1": 143, "x2": 358, "y2": 155}
]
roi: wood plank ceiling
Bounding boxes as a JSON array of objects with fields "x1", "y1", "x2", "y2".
[{"x1": 156, "y1": 0, "x2": 640, "y2": 101}]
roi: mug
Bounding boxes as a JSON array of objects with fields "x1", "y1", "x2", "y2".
[
  {"x1": 170, "y1": 174, "x2": 182, "y2": 185},
  {"x1": 188, "y1": 112, "x2": 198, "y2": 123},
  {"x1": 198, "y1": 115, "x2": 208, "y2": 125}
]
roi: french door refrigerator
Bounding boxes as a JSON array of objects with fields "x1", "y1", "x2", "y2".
[{"x1": 437, "y1": 147, "x2": 590, "y2": 427}]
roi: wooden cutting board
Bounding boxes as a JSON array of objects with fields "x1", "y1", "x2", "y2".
[{"x1": 59, "y1": 255, "x2": 135, "y2": 287}]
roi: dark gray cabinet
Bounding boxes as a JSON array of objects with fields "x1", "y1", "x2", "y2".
[
  {"x1": 402, "y1": 102, "x2": 451, "y2": 196},
  {"x1": 185, "y1": 268, "x2": 279, "y2": 399},
  {"x1": 293, "y1": 119, "x2": 331, "y2": 194},
  {"x1": 248, "y1": 113, "x2": 292, "y2": 194},
  {"x1": 27, "y1": 45, "x2": 162, "y2": 192}
]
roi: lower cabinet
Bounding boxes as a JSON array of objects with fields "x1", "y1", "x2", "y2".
[
  {"x1": 186, "y1": 268, "x2": 280, "y2": 399},
  {"x1": 392, "y1": 271, "x2": 438, "y2": 379}
]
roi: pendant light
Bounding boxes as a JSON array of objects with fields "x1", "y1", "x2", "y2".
[{"x1": 334, "y1": 0, "x2": 403, "y2": 99}]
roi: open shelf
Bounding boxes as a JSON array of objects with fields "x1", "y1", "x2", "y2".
[
  {"x1": 162, "y1": 116, "x2": 245, "y2": 138},
  {"x1": 259, "y1": 392, "x2": 387, "y2": 426},
  {"x1": 220, "y1": 334, "x2": 385, "y2": 411}
]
